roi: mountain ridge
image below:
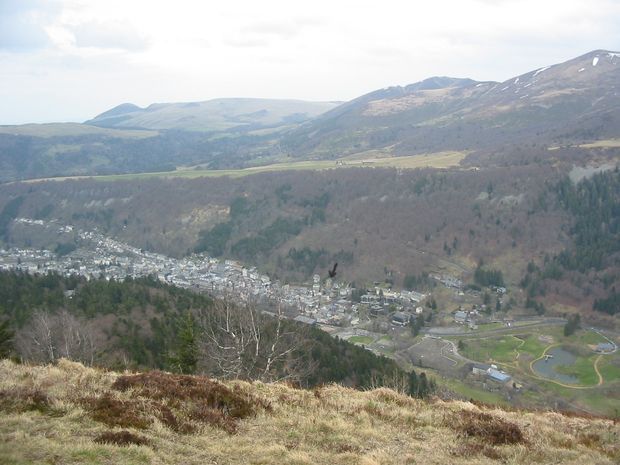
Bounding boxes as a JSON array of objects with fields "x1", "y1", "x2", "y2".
[
  {"x1": 86, "y1": 97, "x2": 342, "y2": 132},
  {"x1": 282, "y1": 49, "x2": 620, "y2": 159},
  {"x1": 1, "y1": 49, "x2": 619, "y2": 181}
]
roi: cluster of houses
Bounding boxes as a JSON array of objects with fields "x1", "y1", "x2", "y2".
[{"x1": 1, "y1": 217, "x2": 429, "y2": 331}]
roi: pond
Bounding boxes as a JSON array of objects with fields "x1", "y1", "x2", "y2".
[{"x1": 532, "y1": 347, "x2": 579, "y2": 384}]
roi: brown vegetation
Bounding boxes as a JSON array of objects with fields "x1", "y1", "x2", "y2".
[
  {"x1": 94, "y1": 430, "x2": 150, "y2": 447},
  {"x1": 0, "y1": 387, "x2": 50, "y2": 413},
  {"x1": 81, "y1": 394, "x2": 151, "y2": 429},
  {"x1": 451, "y1": 409, "x2": 525, "y2": 445},
  {"x1": 78, "y1": 371, "x2": 272, "y2": 435}
]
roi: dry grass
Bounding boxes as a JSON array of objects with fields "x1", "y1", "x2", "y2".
[{"x1": 0, "y1": 359, "x2": 618, "y2": 465}]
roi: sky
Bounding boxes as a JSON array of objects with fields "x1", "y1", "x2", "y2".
[{"x1": 1, "y1": 0, "x2": 619, "y2": 124}]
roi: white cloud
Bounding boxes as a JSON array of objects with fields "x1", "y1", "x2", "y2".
[
  {"x1": 0, "y1": 0, "x2": 619, "y2": 123},
  {"x1": 70, "y1": 20, "x2": 150, "y2": 51},
  {"x1": 0, "y1": 0, "x2": 60, "y2": 51}
]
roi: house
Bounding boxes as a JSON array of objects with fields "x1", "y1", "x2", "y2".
[
  {"x1": 391, "y1": 312, "x2": 410, "y2": 326},
  {"x1": 293, "y1": 315, "x2": 317, "y2": 326},
  {"x1": 370, "y1": 305, "x2": 386, "y2": 316},
  {"x1": 454, "y1": 311, "x2": 468, "y2": 324},
  {"x1": 471, "y1": 363, "x2": 491, "y2": 376},
  {"x1": 487, "y1": 368, "x2": 511, "y2": 383}
]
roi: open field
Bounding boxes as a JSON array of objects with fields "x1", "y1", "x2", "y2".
[
  {"x1": 347, "y1": 335, "x2": 374, "y2": 345},
  {"x1": 23, "y1": 151, "x2": 467, "y2": 183},
  {"x1": 459, "y1": 335, "x2": 524, "y2": 364}
]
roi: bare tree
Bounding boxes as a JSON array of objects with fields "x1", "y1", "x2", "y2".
[
  {"x1": 369, "y1": 369, "x2": 410, "y2": 395},
  {"x1": 57, "y1": 310, "x2": 97, "y2": 365},
  {"x1": 18, "y1": 310, "x2": 56, "y2": 363},
  {"x1": 196, "y1": 298, "x2": 315, "y2": 383},
  {"x1": 17, "y1": 310, "x2": 97, "y2": 365}
]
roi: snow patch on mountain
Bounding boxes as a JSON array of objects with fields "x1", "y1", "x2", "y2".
[{"x1": 534, "y1": 66, "x2": 549, "y2": 77}]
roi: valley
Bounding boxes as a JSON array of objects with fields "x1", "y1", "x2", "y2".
[
  {"x1": 1, "y1": 48, "x2": 620, "y2": 422},
  {"x1": 2, "y1": 216, "x2": 618, "y2": 416},
  {"x1": 4, "y1": 3, "x2": 620, "y2": 463}
]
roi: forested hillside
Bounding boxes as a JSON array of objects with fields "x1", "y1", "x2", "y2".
[
  {"x1": 0, "y1": 129, "x2": 277, "y2": 181},
  {"x1": 0, "y1": 164, "x2": 567, "y2": 285},
  {"x1": 0, "y1": 271, "x2": 433, "y2": 395},
  {"x1": 519, "y1": 168, "x2": 620, "y2": 317},
  {"x1": 2, "y1": 153, "x2": 620, "y2": 321}
]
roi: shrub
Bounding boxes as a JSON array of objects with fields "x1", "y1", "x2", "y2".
[
  {"x1": 452, "y1": 410, "x2": 524, "y2": 445},
  {"x1": 94, "y1": 430, "x2": 150, "y2": 447},
  {"x1": 0, "y1": 387, "x2": 50, "y2": 414}
]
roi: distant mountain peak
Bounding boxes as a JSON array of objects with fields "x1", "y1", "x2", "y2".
[{"x1": 404, "y1": 76, "x2": 477, "y2": 92}]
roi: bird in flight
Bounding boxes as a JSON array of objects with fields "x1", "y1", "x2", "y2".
[{"x1": 328, "y1": 262, "x2": 338, "y2": 278}]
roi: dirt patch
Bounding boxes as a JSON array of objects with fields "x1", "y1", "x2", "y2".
[{"x1": 407, "y1": 338, "x2": 457, "y2": 372}]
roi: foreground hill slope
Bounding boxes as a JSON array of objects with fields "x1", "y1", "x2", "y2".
[{"x1": 0, "y1": 359, "x2": 618, "y2": 465}]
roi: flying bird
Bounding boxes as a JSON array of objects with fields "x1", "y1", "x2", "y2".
[{"x1": 328, "y1": 262, "x2": 338, "y2": 278}]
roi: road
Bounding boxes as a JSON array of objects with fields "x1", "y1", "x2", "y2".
[{"x1": 424, "y1": 317, "x2": 567, "y2": 337}]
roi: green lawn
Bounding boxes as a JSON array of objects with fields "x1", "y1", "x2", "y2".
[
  {"x1": 577, "y1": 331, "x2": 608, "y2": 345},
  {"x1": 598, "y1": 357, "x2": 620, "y2": 381},
  {"x1": 518, "y1": 335, "x2": 548, "y2": 359},
  {"x1": 555, "y1": 354, "x2": 599, "y2": 386},
  {"x1": 474, "y1": 322, "x2": 505, "y2": 331},
  {"x1": 348, "y1": 336, "x2": 374, "y2": 345},
  {"x1": 460, "y1": 335, "x2": 523, "y2": 364}
]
